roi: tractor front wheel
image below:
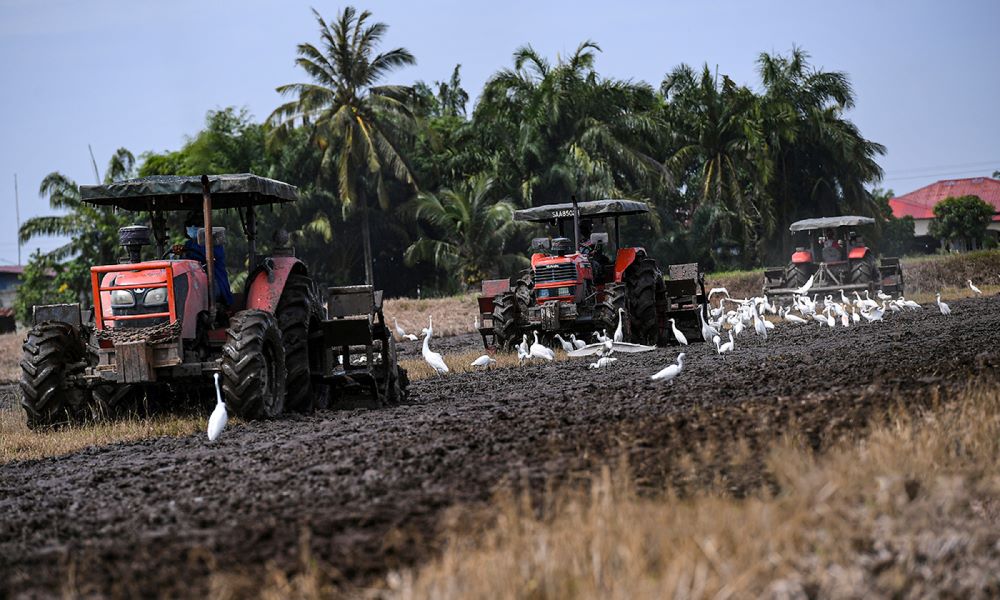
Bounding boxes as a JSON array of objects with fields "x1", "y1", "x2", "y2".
[
  {"x1": 19, "y1": 322, "x2": 88, "y2": 429},
  {"x1": 221, "y1": 310, "x2": 286, "y2": 420}
]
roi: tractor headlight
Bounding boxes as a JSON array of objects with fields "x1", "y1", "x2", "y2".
[
  {"x1": 557, "y1": 286, "x2": 572, "y2": 297},
  {"x1": 110, "y1": 289, "x2": 135, "y2": 307},
  {"x1": 144, "y1": 287, "x2": 168, "y2": 306}
]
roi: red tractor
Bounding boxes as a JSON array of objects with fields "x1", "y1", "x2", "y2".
[
  {"x1": 20, "y1": 174, "x2": 407, "y2": 429},
  {"x1": 476, "y1": 198, "x2": 706, "y2": 349},
  {"x1": 763, "y1": 215, "x2": 904, "y2": 298}
]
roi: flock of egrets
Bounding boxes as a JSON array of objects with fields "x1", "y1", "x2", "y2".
[{"x1": 400, "y1": 275, "x2": 990, "y2": 392}]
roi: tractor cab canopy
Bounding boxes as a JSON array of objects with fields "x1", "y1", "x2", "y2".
[
  {"x1": 80, "y1": 174, "x2": 298, "y2": 211},
  {"x1": 789, "y1": 216, "x2": 876, "y2": 232},
  {"x1": 514, "y1": 199, "x2": 650, "y2": 223}
]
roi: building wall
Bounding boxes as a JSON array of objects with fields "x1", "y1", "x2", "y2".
[{"x1": 0, "y1": 273, "x2": 22, "y2": 308}]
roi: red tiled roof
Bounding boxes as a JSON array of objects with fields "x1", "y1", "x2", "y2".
[
  {"x1": 889, "y1": 177, "x2": 1000, "y2": 221},
  {"x1": 0, "y1": 265, "x2": 25, "y2": 275}
]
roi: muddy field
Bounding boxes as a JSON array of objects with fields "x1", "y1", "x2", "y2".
[{"x1": 2, "y1": 296, "x2": 999, "y2": 597}]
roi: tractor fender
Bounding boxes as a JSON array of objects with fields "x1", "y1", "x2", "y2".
[
  {"x1": 613, "y1": 247, "x2": 644, "y2": 282},
  {"x1": 246, "y1": 256, "x2": 308, "y2": 313},
  {"x1": 848, "y1": 247, "x2": 869, "y2": 260},
  {"x1": 530, "y1": 253, "x2": 547, "y2": 268},
  {"x1": 791, "y1": 250, "x2": 813, "y2": 264}
]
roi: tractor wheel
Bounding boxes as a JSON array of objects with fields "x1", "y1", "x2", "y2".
[
  {"x1": 276, "y1": 273, "x2": 316, "y2": 413},
  {"x1": 513, "y1": 273, "x2": 533, "y2": 312},
  {"x1": 19, "y1": 322, "x2": 89, "y2": 429},
  {"x1": 596, "y1": 283, "x2": 627, "y2": 340},
  {"x1": 221, "y1": 310, "x2": 285, "y2": 420},
  {"x1": 624, "y1": 257, "x2": 662, "y2": 345},
  {"x1": 784, "y1": 263, "x2": 810, "y2": 290},
  {"x1": 491, "y1": 291, "x2": 521, "y2": 350},
  {"x1": 850, "y1": 256, "x2": 877, "y2": 286},
  {"x1": 92, "y1": 384, "x2": 146, "y2": 420}
]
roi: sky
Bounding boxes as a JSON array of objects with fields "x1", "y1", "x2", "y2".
[{"x1": 1, "y1": 0, "x2": 998, "y2": 265}]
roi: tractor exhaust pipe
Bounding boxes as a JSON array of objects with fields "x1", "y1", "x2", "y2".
[
  {"x1": 201, "y1": 175, "x2": 216, "y2": 322},
  {"x1": 571, "y1": 195, "x2": 580, "y2": 251}
]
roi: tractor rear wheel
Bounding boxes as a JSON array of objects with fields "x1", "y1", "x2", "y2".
[
  {"x1": 850, "y1": 256, "x2": 877, "y2": 286},
  {"x1": 624, "y1": 257, "x2": 661, "y2": 345},
  {"x1": 491, "y1": 291, "x2": 521, "y2": 350},
  {"x1": 221, "y1": 310, "x2": 285, "y2": 420},
  {"x1": 784, "y1": 263, "x2": 810, "y2": 290},
  {"x1": 19, "y1": 322, "x2": 88, "y2": 429},
  {"x1": 276, "y1": 273, "x2": 316, "y2": 412}
]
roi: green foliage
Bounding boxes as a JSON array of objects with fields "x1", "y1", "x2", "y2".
[
  {"x1": 870, "y1": 188, "x2": 915, "y2": 256},
  {"x1": 929, "y1": 195, "x2": 995, "y2": 249},
  {"x1": 403, "y1": 175, "x2": 527, "y2": 290},
  {"x1": 13, "y1": 251, "x2": 78, "y2": 325}
]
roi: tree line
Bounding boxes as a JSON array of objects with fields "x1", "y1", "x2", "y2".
[{"x1": 19, "y1": 5, "x2": 901, "y2": 320}]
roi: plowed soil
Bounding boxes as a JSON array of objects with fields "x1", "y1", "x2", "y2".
[{"x1": 2, "y1": 296, "x2": 999, "y2": 597}]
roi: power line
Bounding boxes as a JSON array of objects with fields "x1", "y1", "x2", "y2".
[
  {"x1": 883, "y1": 159, "x2": 1000, "y2": 175},
  {"x1": 883, "y1": 168, "x2": 997, "y2": 182}
]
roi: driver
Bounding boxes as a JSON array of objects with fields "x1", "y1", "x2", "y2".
[
  {"x1": 820, "y1": 228, "x2": 843, "y2": 263},
  {"x1": 578, "y1": 219, "x2": 610, "y2": 279},
  {"x1": 171, "y1": 211, "x2": 234, "y2": 306}
]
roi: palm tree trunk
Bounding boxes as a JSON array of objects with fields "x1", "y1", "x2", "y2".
[{"x1": 360, "y1": 191, "x2": 375, "y2": 286}]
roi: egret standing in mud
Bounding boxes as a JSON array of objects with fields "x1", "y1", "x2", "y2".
[
  {"x1": 651, "y1": 353, "x2": 685, "y2": 384},
  {"x1": 207, "y1": 373, "x2": 227, "y2": 441},
  {"x1": 936, "y1": 293, "x2": 952, "y2": 316},
  {"x1": 614, "y1": 308, "x2": 626, "y2": 343},
  {"x1": 470, "y1": 355, "x2": 496, "y2": 369},
  {"x1": 669, "y1": 318, "x2": 688, "y2": 345},
  {"x1": 968, "y1": 280, "x2": 982, "y2": 295},
  {"x1": 554, "y1": 334, "x2": 575, "y2": 353},
  {"x1": 422, "y1": 329, "x2": 449, "y2": 375},
  {"x1": 529, "y1": 331, "x2": 555, "y2": 361}
]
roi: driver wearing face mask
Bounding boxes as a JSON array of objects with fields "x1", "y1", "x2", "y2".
[{"x1": 171, "y1": 211, "x2": 234, "y2": 306}]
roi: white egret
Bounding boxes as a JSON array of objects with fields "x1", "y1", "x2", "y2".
[
  {"x1": 968, "y1": 280, "x2": 982, "y2": 295},
  {"x1": 403, "y1": 333, "x2": 419, "y2": 341},
  {"x1": 936, "y1": 293, "x2": 951, "y2": 316},
  {"x1": 708, "y1": 287, "x2": 730, "y2": 299},
  {"x1": 422, "y1": 330, "x2": 449, "y2": 375},
  {"x1": 470, "y1": 355, "x2": 496, "y2": 368},
  {"x1": 876, "y1": 290, "x2": 892, "y2": 301},
  {"x1": 783, "y1": 308, "x2": 808, "y2": 324},
  {"x1": 792, "y1": 274, "x2": 815, "y2": 295},
  {"x1": 852, "y1": 307, "x2": 860, "y2": 323},
  {"x1": 554, "y1": 334, "x2": 575, "y2": 353},
  {"x1": 700, "y1": 309, "x2": 720, "y2": 341},
  {"x1": 589, "y1": 356, "x2": 618, "y2": 369},
  {"x1": 394, "y1": 318, "x2": 407, "y2": 340},
  {"x1": 718, "y1": 331, "x2": 734, "y2": 355},
  {"x1": 594, "y1": 329, "x2": 610, "y2": 343},
  {"x1": 529, "y1": 331, "x2": 555, "y2": 361},
  {"x1": 517, "y1": 334, "x2": 530, "y2": 357},
  {"x1": 207, "y1": 372, "x2": 227, "y2": 442},
  {"x1": 651, "y1": 353, "x2": 685, "y2": 384},
  {"x1": 753, "y1": 311, "x2": 767, "y2": 339},
  {"x1": 613, "y1": 308, "x2": 626, "y2": 343},
  {"x1": 669, "y1": 318, "x2": 688, "y2": 345},
  {"x1": 570, "y1": 334, "x2": 586, "y2": 350}
]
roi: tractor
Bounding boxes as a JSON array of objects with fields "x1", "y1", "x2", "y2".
[
  {"x1": 476, "y1": 198, "x2": 706, "y2": 349},
  {"x1": 20, "y1": 174, "x2": 407, "y2": 429},
  {"x1": 763, "y1": 215, "x2": 904, "y2": 298}
]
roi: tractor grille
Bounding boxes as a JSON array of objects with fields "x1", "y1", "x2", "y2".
[{"x1": 534, "y1": 263, "x2": 577, "y2": 284}]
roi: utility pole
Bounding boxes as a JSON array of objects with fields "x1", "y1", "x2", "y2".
[
  {"x1": 14, "y1": 173, "x2": 21, "y2": 265},
  {"x1": 88, "y1": 144, "x2": 101, "y2": 183}
]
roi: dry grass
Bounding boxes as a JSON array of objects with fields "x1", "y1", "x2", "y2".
[
  {"x1": 400, "y1": 348, "x2": 570, "y2": 381},
  {"x1": 0, "y1": 397, "x2": 204, "y2": 463},
  {"x1": 386, "y1": 381, "x2": 1000, "y2": 599},
  {"x1": 0, "y1": 331, "x2": 22, "y2": 383},
  {"x1": 384, "y1": 294, "x2": 480, "y2": 339}
]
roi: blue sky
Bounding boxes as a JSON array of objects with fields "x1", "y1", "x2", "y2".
[{"x1": 2, "y1": 0, "x2": 998, "y2": 264}]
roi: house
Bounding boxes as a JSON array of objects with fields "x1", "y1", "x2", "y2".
[
  {"x1": 0, "y1": 265, "x2": 24, "y2": 310},
  {"x1": 889, "y1": 177, "x2": 1000, "y2": 250},
  {"x1": 0, "y1": 266, "x2": 24, "y2": 333}
]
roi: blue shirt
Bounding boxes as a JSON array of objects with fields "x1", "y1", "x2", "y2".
[{"x1": 183, "y1": 239, "x2": 234, "y2": 306}]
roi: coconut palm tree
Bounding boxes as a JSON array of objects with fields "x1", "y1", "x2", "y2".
[
  {"x1": 475, "y1": 41, "x2": 665, "y2": 206},
  {"x1": 661, "y1": 64, "x2": 769, "y2": 258},
  {"x1": 756, "y1": 48, "x2": 886, "y2": 258},
  {"x1": 268, "y1": 6, "x2": 417, "y2": 285},
  {"x1": 403, "y1": 175, "x2": 526, "y2": 289},
  {"x1": 19, "y1": 148, "x2": 137, "y2": 295}
]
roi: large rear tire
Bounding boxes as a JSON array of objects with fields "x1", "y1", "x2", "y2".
[
  {"x1": 491, "y1": 291, "x2": 521, "y2": 350},
  {"x1": 784, "y1": 263, "x2": 810, "y2": 289},
  {"x1": 276, "y1": 273, "x2": 316, "y2": 412},
  {"x1": 221, "y1": 310, "x2": 285, "y2": 420},
  {"x1": 624, "y1": 257, "x2": 661, "y2": 345},
  {"x1": 19, "y1": 322, "x2": 88, "y2": 429},
  {"x1": 850, "y1": 256, "x2": 877, "y2": 286}
]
